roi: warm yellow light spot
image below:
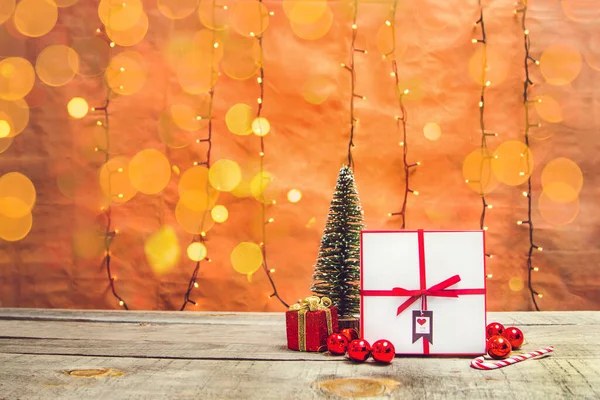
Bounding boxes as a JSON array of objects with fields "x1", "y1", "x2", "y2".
[
  {"x1": 509, "y1": 277, "x2": 524, "y2": 291},
  {"x1": 187, "y1": 242, "x2": 207, "y2": 261},
  {"x1": 413, "y1": 191, "x2": 419, "y2": 196},
  {"x1": 385, "y1": 20, "x2": 391, "y2": 26},
  {"x1": 533, "y1": 267, "x2": 539, "y2": 272},
  {"x1": 230, "y1": 242, "x2": 263, "y2": 275},
  {"x1": 352, "y1": 24, "x2": 357, "y2": 29},
  {"x1": 119, "y1": 301, "x2": 124, "y2": 306},
  {"x1": 129, "y1": 149, "x2": 171, "y2": 195},
  {"x1": 67, "y1": 97, "x2": 89, "y2": 119},
  {"x1": 144, "y1": 225, "x2": 181, "y2": 275},
  {"x1": 268, "y1": 217, "x2": 274, "y2": 223},
  {"x1": 0, "y1": 120, "x2": 10, "y2": 138},
  {"x1": 423, "y1": 122, "x2": 441, "y2": 141},
  {"x1": 14, "y1": 0, "x2": 58, "y2": 38},
  {"x1": 252, "y1": 117, "x2": 270, "y2": 136},
  {"x1": 269, "y1": 268, "x2": 275, "y2": 273},
  {"x1": 537, "y1": 293, "x2": 543, "y2": 298},
  {"x1": 486, "y1": 274, "x2": 493, "y2": 278},
  {"x1": 225, "y1": 103, "x2": 253, "y2": 136},
  {"x1": 0, "y1": 172, "x2": 36, "y2": 219},
  {"x1": 211, "y1": 205, "x2": 229, "y2": 223},
  {"x1": 209, "y1": 159, "x2": 242, "y2": 192},
  {"x1": 194, "y1": 282, "x2": 199, "y2": 288},
  {"x1": 287, "y1": 189, "x2": 302, "y2": 203}
]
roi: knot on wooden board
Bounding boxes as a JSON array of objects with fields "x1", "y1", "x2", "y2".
[
  {"x1": 316, "y1": 378, "x2": 400, "y2": 398},
  {"x1": 61, "y1": 368, "x2": 124, "y2": 378}
]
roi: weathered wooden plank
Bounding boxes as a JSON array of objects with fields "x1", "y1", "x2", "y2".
[{"x1": 0, "y1": 353, "x2": 597, "y2": 399}]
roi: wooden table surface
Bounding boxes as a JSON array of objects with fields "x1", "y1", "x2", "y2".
[{"x1": 0, "y1": 309, "x2": 598, "y2": 399}]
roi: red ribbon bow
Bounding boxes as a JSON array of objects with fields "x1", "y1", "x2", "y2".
[{"x1": 390, "y1": 274, "x2": 462, "y2": 315}]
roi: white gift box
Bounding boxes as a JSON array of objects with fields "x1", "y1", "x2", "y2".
[{"x1": 360, "y1": 229, "x2": 487, "y2": 356}]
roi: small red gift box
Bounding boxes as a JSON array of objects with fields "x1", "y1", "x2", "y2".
[{"x1": 286, "y1": 296, "x2": 338, "y2": 352}]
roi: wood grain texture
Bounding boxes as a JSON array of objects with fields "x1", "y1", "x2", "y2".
[{"x1": 0, "y1": 310, "x2": 598, "y2": 399}]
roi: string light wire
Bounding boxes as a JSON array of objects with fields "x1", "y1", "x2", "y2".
[{"x1": 516, "y1": 0, "x2": 543, "y2": 310}]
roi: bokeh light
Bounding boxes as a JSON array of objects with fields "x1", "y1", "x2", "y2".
[
  {"x1": 221, "y1": 35, "x2": 261, "y2": 80},
  {"x1": 178, "y1": 165, "x2": 220, "y2": 211},
  {"x1": 539, "y1": 189, "x2": 579, "y2": 226},
  {"x1": 541, "y1": 157, "x2": 583, "y2": 203},
  {"x1": 211, "y1": 205, "x2": 229, "y2": 223},
  {"x1": 36, "y1": 45, "x2": 79, "y2": 87},
  {"x1": 13, "y1": 0, "x2": 58, "y2": 38},
  {"x1": 106, "y1": 11, "x2": 148, "y2": 47},
  {"x1": 0, "y1": 98, "x2": 29, "y2": 138},
  {"x1": 251, "y1": 170, "x2": 277, "y2": 203},
  {"x1": 129, "y1": 149, "x2": 171, "y2": 195},
  {"x1": 290, "y1": 5, "x2": 333, "y2": 40},
  {"x1": 303, "y1": 75, "x2": 335, "y2": 105},
  {"x1": 462, "y1": 148, "x2": 499, "y2": 195},
  {"x1": 0, "y1": 57, "x2": 35, "y2": 100},
  {"x1": 0, "y1": 0, "x2": 15, "y2": 25},
  {"x1": 0, "y1": 172, "x2": 36, "y2": 218},
  {"x1": 73, "y1": 227, "x2": 104, "y2": 259},
  {"x1": 283, "y1": 0, "x2": 326, "y2": 24},
  {"x1": 226, "y1": 103, "x2": 253, "y2": 135},
  {"x1": 105, "y1": 51, "x2": 147, "y2": 96},
  {"x1": 540, "y1": 43, "x2": 582, "y2": 86},
  {"x1": 0, "y1": 120, "x2": 10, "y2": 138},
  {"x1": 0, "y1": 137, "x2": 12, "y2": 153},
  {"x1": 175, "y1": 200, "x2": 215, "y2": 234},
  {"x1": 171, "y1": 103, "x2": 202, "y2": 132},
  {"x1": 252, "y1": 117, "x2": 270, "y2": 136},
  {"x1": 144, "y1": 225, "x2": 180, "y2": 275},
  {"x1": 423, "y1": 122, "x2": 441, "y2": 141},
  {"x1": 375, "y1": 23, "x2": 408, "y2": 60},
  {"x1": 0, "y1": 212, "x2": 32, "y2": 242},
  {"x1": 197, "y1": 0, "x2": 229, "y2": 30},
  {"x1": 534, "y1": 95, "x2": 563, "y2": 123},
  {"x1": 209, "y1": 159, "x2": 242, "y2": 192},
  {"x1": 158, "y1": 109, "x2": 195, "y2": 149},
  {"x1": 72, "y1": 36, "x2": 110, "y2": 77},
  {"x1": 187, "y1": 242, "x2": 207, "y2": 261},
  {"x1": 230, "y1": 241, "x2": 263, "y2": 275},
  {"x1": 468, "y1": 47, "x2": 509, "y2": 87},
  {"x1": 508, "y1": 278, "x2": 524, "y2": 292},
  {"x1": 99, "y1": 156, "x2": 138, "y2": 203},
  {"x1": 287, "y1": 189, "x2": 302, "y2": 203},
  {"x1": 175, "y1": 32, "x2": 220, "y2": 94},
  {"x1": 491, "y1": 140, "x2": 533, "y2": 186},
  {"x1": 230, "y1": 1, "x2": 270, "y2": 37},
  {"x1": 158, "y1": 0, "x2": 198, "y2": 19},
  {"x1": 98, "y1": 0, "x2": 144, "y2": 31},
  {"x1": 67, "y1": 97, "x2": 89, "y2": 119}
]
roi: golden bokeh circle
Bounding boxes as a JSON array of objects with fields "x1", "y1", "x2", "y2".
[
  {"x1": 209, "y1": 159, "x2": 242, "y2": 192},
  {"x1": 375, "y1": 23, "x2": 408, "y2": 60},
  {"x1": 187, "y1": 242, "x2": 207, "y2": 261},
  {"x1": 170, "y1": 104, "x2": 201, "y2": 132},
  {"x1": 0, "y1": 172, "x2": 36, "y2": 218},
  {"x1": 144, "y1": 225, "x2": 181, "y2": 275},
  {"x1": 423, "y1": 122, "x2": 441, "y2": 141},
  {"x1": 230, "y1": 241, "x2": 263, "y2": 275},
  {"x1": 303, "y1": 74, "x2": 335, "y2": 105},
  {"x1": 73, "y1": 227, "x2": 104, "y2": 259},
  {"x1": 491, "y1": 141, "x2": 533, "y2": 186},
  {"x1": 226, "y1": 103, "x2": 253, "y2": 136},
  {"x1": 0, "y1": 120, "x2": 10, "y2": 138},
  {"x1": 98, "y1": 0, "x2": 143, "y2": 32},
  {"x1": 250, "y1": 170, "x2": 277, "y2": 203},
  {"x1": 0, "y1": 212, "x2": 32, "y2": 242},
  {"x1": 179, "y1": 165, "x2": 209, "y2": 195},
  {"x1": 287, "y1": 189, "x2": 302, "y2": 203},
  {"x1": 230, "y1": 1, "x2": 269, "y2": 38},
  {"x1": 67, "y1": 97, "x2": 89, "y2": 119},
  {"x1": 178, "y1": 165, "x2": 220, "y2": 210},
  {"x1": 283, "y1": 0, "x2": 326, "y2": 24},
  {"x1": 539, "y1": 189, "x2": 579, "y2": 226},
  {"x1": 468, "y1": 46, "x2": 509, "y2": 87},
  {"x1": 36, "y1": 45, "x2": 80, "y2": 87},
  {"x1": 508, "y1": 278, "x2": 524, "y2": 292},
  {"x1": 211, "y1": 204, "x2": 228, "y2": 223},
  {"x1": 180, "y1": 189, "x2": 214, "y2": 212},
  {"x1": 541, "y1": 157, "x2": 583, "y2": 203},
  {"x1": 252, "y1": 117, "x2": 270, "y2": 136},
  {"x1": 534, "y1": 95, "x2": 563, "y2": 123},
  {"x1": 0, "y1": 137, "x2": 12, "y2": 153},
  {"x1": 540, "y1": 43, "x2": 582, "y2": 86},
  {"x1": 128, "y1": 149, "x2": 171, "y2": 195},
  {"x1": 221, "y1": 35, "x2": 261, "y2": 80},
  {"x1": 14, "y1": 0, "x2": 58, "y2": 38},
  {"x1": 157, "y1": 110, "x2": 194, "y2": 149},
  {"x1": 0, "y1": 57, "x2": 35, "y2": 100},
  {"x1": 72, "y1": 36, "x2": 111, "y2": 77},
  {"x1": 0, "y1": 98, "x2": 29, "y2": 138},
  {"x1": 99, "y1": 156, "x2": 137, "y2": 203},
  {"x1": 158, "y1": 0, "x2": 199, "y2": 20},
  {"x1": 197, "y1": 0, "x2": 229, "y2": 30},
  {"x1": 105, "y1": 51, "x2": 147, "y2": 96},
  {"x1": 106, "y1": 11, "x2": 148, "y2": 47},
  {"x1": 462, "y1": 148, "x2": 500, "y2": 195},
  {"x1": 175, "y1": 200, "x2": 215, "y2": 234},
  {"x1": 290, "y1": 5, "x2": 333, "y2": 41},
  {"x1": 0, "y1": 0, "x2": 15, "y2": 25},
  {"x1": 176, "y1": 58, "x2": 218, "y2": 95}
]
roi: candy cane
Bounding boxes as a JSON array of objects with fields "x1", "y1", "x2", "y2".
[{"x1": 470, "y1": 346, "x2": 554, "y2": 370}]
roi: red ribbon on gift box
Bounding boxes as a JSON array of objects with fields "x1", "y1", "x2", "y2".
[{"x1": 361, "y1": 229, "x2": 485, "y2": 354}]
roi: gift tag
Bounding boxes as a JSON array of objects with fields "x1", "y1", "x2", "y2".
[{"x1": 412, "y1": 310, "x2": 433, "y2": 344}]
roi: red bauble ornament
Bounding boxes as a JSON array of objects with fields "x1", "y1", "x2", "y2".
[
  {"x1": 340, "y1": 328, "x2": 359, "y2": 342},
  {"x1": 487, "y1": 335, "x2": 512, "y2": 360},
  {"x1": 327, "y1": 333, "x2": 349, "y2": 355},
  {"x1": 486, "y1": 322, "x2": 505, "y2": 339},
  {"x1": 347, "y1": 339, "x2": 371, "y2": 362},
  {"x1": 502, "y1": 326, "x2": 524, "y2": 350},
  {"x1": 371, "y1": 339, "x2": 395, "y2": 363}
]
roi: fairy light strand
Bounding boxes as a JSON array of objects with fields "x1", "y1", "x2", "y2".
[
  {"x1": 180, "y1": 3, "x2": 221, "y2": 311},
  {"x1": 384, "y1": 1, "x2": 417, "y2": 228},
  {"x1": 341, "y1": 0, "x2": 366, "y2": 169},
  {"x1": 473, "y1": 3, "x2": 495, "y2": 268},
  {"x1": 255, "y1": 0, "x2": 288, "y2": 308},
  {"x1": 516, "y1": 0, "x2": 543, "y2": 310}
]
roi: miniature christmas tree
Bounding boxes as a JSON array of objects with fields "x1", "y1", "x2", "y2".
[{"x1": 311, "y1": 165, "x2": 364, "y2": 318}]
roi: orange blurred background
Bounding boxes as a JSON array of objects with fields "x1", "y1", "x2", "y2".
[{"x1": 0, "y1": 0, "x2": 598, "y2": 312}]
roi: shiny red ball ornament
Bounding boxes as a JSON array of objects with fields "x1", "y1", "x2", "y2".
[
  {"x1": 371, "y1": 339, "x2": 395, "y2": 363},
  {"x1": 487, "y1": 335, "x2": 512, "y2": 360},
  {"x1": 327, "y1": 333, "x2": 349, "y2": 355},
  {"x1": 347, "y1": 339, "x2": 372, "y2": 362},
  {"x1": 502, "y1": 326, "x2": 524, "y2": 350},
  {"x1": 340, "y1": 328, "x2": 359, "y2": 342},
  {"x1": 486, "y1": 322, "x2": 505, "y2": 339}
]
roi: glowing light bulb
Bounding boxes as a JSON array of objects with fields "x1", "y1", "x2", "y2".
[
  {"x1": 120, "y1": 67, "x2": 125, "y2": 72},
  {"x1": 533, "y1": 267, "x2": 539, "y2": 272},
  {"x1": 523, "y1": 191, "x2": 528, "y2": 197},
  {"x1": 259, "y1": 151, "x2": 264, "y2": 157},
  {"x1": 487, "y1": 204, "x2": 493, "y2": 209},
  {"x1": 416, "y1": 161, "x2": 421, "y2": 166},
  {"x1": 537, "y1": 293, "x2": 543, "y2": 298},
  {"x1": 517, "y1": 220, "x2": 523, "y2": 225},
  {"x1": 213, "y1": 42, "x2": 219, "y2": 48},
  {"x1": 196, "y1": 116, "x2": 203, "y2": 121},
  {"x1": 483, "y1": 226, "x2": 488, "y2": 231},
  {"x1": 257, "y1": 98, "x2": 262, "y2": 104},
  {"x1": 413, "y1": 191, "x2": 419, "y2": 196},
  {"x1": 200, "y1": 231, "x2": 206, "y2": 237},
  {"x1": 387, "y1": 212, "x2": 392, "y2": 217},
  {"x1": 287, "y1": 189, "x2": 302, "y2": 203},
  {"x1": 472, "y1": 38, "x2": 478, "y2": 43},
  {"x1": 535, "y1": 60, "x2": 540, "y2": 65},
  {"x1": 268, "y1": 217, "x2": 275, "y2": 223},
  {"x1": 117, "y1": 168, "x2": 123, "y2": 172},
  {"x1": 537, "y1": 247, "x2": 543, "y2": 251},
  {"x1": 404, "y1": 89, "x2": 410, "y2": 95},
  {"x1": 486, "y1": 274, "x2": 493, "y2": 278},
  {"x1": 519, "y1": 171, "x2": 525, "y2": 176},
  {"x1": 390, "y1": 72, "x2": 396, "y2": 77},
  {"x1": 223, "y1": 5, "x2": 227, "y2": 9},
  {"x1": 96, "y1": 121, "x2": 103, "y2": 126},
  {"x1": 269, "y1": 268, "x2": 276, "y2": 273},
  {"x1": 117, "y1": 193, "x2": 124, "y2": 198},
  {"x1": 486, "y1": 81, "x2": 491, "y2": 86},
  {"x1": 67, "y1": 97, "x2": 90, "y2": 119},
  {"x1": 257, "y1": 77, "x2": 263, "y2": 84},
  {"x1": 119, "y1": 301, "x2": 124, "y2": 306},
  {"x1": 385, "y1": 20, "x2": 391, "y2": 26},
  {"x1": 399, "y1": 141, "x2": 404, "y2": 146},
  {"x1": 250, "y1": 32, "x2": 255, "y2": 37},
  {"x1": 341, "y1": 63, "x2": 346, "y2": 68},
  {"x1": 352, "y1": 24, "x2": 357, "y2": 29},
  {"x1": 119, "y1": 85, "x2": 124, "y2": 90},
  {"x1": 524, "y1": 29, "x2": 529, "y2": 35},
  {"x1": 538, "y1": 98, "x2": 542, "y2": 103},
  {"x1": 194, "y1": 282, "x2": 199, "y2": 288},
  {"x1": 269, "y1": 11, "x2": 274, "y2": 16},
  {"x1": 110, "y1": 42, "x2": 115, "y2": 48},
  {"x1": 479, "y1": 101, "x2": 484, "y2": 107},
  {"x1": 96, "y1": 28, "x2": 102, "y2": 33}
]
